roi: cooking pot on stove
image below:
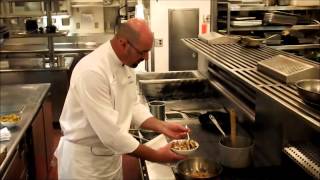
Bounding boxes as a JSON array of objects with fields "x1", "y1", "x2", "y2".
[
  {"x1": 175, "y1": 157, "x2": 223, "y2": 180},
  {"x1": 219, "y1": 136, "x2": 254, "y2": 168}
]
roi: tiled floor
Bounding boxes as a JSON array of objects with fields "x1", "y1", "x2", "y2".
[{"x1": 48, "y1": 128, "x2": 142, "y2": 180}]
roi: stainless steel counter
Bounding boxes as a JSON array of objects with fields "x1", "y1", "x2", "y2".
[
  {"x1": 0, "y1": 57, "x2": 74, "y2": 122},
  {"x1": 0, "y1": 57, "x2": 74, "y2": 72},
  {"x1": 0, "y1": 83, "x2": 50, "y2": 175}
]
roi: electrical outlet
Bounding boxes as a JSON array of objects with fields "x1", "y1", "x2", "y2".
[{"x1": 154, "y1": 39, "x2": 163, "y2": 47}]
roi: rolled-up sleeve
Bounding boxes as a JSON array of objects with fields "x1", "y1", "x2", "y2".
[
  {"x1": 74, "y1": 70, "x2": 139, "y2": 154},
  {"x1": 132, "y1": 102, "x2": 153, "y2": 127}
]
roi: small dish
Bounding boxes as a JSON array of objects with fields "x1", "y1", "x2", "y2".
[
  {"x1": 171, "y1": 139, "x2": 199, "y2": 155},
  {"x1": 0, "y1": 113, "x2": 21, "y2": 128}
]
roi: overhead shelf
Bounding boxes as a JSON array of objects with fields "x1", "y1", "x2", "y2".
[
  {"x1": 229, "y1": 25, "x2": 288, "y2": 31},
  {"x1": 71, "y1": 1, "x2": 120, "y2": 8},
  {"x1": 218, "y1": 3, "x2": 320, "y2": 11},
  {"x1": 222, "y1": 24, "x2": 320, "y2": 31},
  {"x1": 10, "y1": 30, "x2": 69, "y2": 38}
]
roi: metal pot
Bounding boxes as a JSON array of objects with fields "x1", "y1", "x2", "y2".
[
  {"x1": 148, "y1": 100, "x2": 165, "y2": 120},
  {"x1": 296, "y1": 79, "x2": 320, "y2": 107},
  {"x1": 25, "y1": 19, "x2": 38, "y2": 33},
  {"x1": 175, "y1": 157, "x2": 222, "y2": 180},
  {"x1": 240, "y1": 34, "x2": 278, "y2": 47},
  {"x1": 219, "y1": 136, "x2": 254, "y2": 168},
  {"x1": 240, "y1": 36, "x2": 264, "y2": 47}
]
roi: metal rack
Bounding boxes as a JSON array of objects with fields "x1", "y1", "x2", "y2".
[
  {"x1": 0, "y1": 0, "x2": 70, "y2": 63},
  {"x1": 284, "y1": 143, "x2": 320, "y2": 179},
  {"x1": 182, "y1": 38, "x2": 320, "y2": 178},
  {"x1": 216, "y1": 2, "x2": 320, "y2": 51},
  {"x1": 217, "y1": 2, "x2": 320, "y2": 34}
]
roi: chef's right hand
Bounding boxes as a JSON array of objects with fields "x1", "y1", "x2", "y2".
[{"x1": 155, "y1": 143, "x2": 186, "y2": 163}]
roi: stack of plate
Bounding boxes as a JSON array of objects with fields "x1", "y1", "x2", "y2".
[
  {"x1": 231, "y1": 20, "x2": 262, "y2": 27},
  {"x1": 228, "y1": 0, "x2": 263, "y2": 3}
]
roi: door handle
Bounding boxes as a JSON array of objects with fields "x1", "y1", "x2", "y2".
[{"x1": 192, "y1": 52, "x2": 197, "y2": 59}]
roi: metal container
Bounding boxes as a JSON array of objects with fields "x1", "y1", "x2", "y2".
[
  {"x1": 219, "y1": 136, "x2": 254, "y2": 168},
  {"x1": 277, "y1": 0, "x2": 290, "y2": 5},
  {"x1": 296, "y1": 79, "x2": 320, "y2": 107},
  {"x1": 57, "y1": 55, "x2": 65, "y2": 67},
  {"x1": 263, "y1": 12, "x2": 298, "y2": 25},
  {"x1": 240, "y1": 36, "x2": 264, "y2": 47},
  {"x1": 175, "y1": 157, "x2": 223, "y2": 180},
  {"x1": 264, "y1": 0, "x2": 277, "y2": 6},
  {"x1": 148, "y1": 101, "x2": 165, "y2": 120}
]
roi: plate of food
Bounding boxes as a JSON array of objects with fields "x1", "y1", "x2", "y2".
[
  {"x1": 171, "y1": 139, "x2": 199, "y2": 155},
  {"x1": 0, "y1": 113, "x2": 21, "y2": 128}
]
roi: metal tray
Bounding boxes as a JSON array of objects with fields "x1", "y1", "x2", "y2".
[{"x1": 257, "y1": 55, "x2": 317, "y2": 84}]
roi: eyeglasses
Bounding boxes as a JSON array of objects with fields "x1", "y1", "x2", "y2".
[{"x1": 127, "y1": 40, "x2": 150, "y2": 56}]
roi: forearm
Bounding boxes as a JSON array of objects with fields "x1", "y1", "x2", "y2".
[
  {"x1": 140, "y1": 117, "x2": 165, "y2": 133},
  {"x1": 128, "y1": 143, "x2": 185, "y2": 163},
  {"x1": 128, "y1": 144, "x2": 161, "y2": 162}
]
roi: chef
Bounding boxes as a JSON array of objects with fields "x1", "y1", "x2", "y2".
[{"x1": 55, "y1": 18, "x2": 189, "y2": 179}]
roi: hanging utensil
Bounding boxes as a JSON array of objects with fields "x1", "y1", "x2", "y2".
[
  {"x1": 229, "y1": 109, "x2": 237, "y2": 146},
  {"x1": 185, "y1": 124, "x2": 190, "y2": 140},
  {"x1": 209, "y1": 114, "x2": 226, "y2": 137}
]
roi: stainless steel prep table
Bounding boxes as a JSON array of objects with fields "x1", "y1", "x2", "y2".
[
  {"x1": 0, "y1": 83, "x2": 50, "y2": 176},
  {"x1": 0, "y1": 57, "x2": 74, "y2": 123}
]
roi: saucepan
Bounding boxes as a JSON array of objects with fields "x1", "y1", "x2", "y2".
[
  {"x1": 240, "y1": 34, "x2": 279, "y2": 47},
  {"x1": 175, "y1": 157, "x2": 223, "y2": 180},
  {"x1": 295, "y1": 79, "x2": 320, "y2": 107}
]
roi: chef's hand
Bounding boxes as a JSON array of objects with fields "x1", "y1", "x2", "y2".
[
  {"x1": 160, "y1": 122, "x2": 190, "y2": 139},
  {"x1": 140, "y1": 117, "x2": 189, "y2": 139},
  {"x1": 155, "y1": 143, "x2": 186, "y2": 163}
]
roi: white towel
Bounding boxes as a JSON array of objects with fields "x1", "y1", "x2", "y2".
[{"x1": 0, "y1": 127, "x2": 11, "y2": 141}]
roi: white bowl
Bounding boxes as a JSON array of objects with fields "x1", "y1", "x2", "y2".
[
  {"x1": 0, "y1": 113, "x2": 21, "y2": 128},
  {"x1": 171, "y1": 139, "x2": 199, "y2": 155}
]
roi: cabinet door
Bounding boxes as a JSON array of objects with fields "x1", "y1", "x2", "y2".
[
  {"x1": 2, "y1": 145, "x2": 27, "y2": 180},
  {"x1": 43, "y1": 97, "x2": 54, "y2": 171},
  {"x1": 31, "y1": 108, "x2": 48, "y2": 180}
]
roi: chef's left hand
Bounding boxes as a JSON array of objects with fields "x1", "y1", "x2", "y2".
[{"x1": 161, "y1": 122, "x2": 190, "y2": 139}]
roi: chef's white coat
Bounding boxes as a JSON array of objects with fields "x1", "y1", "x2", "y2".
[{"x1": 55, "y1": 41, "x2": 153, "y2": 179}]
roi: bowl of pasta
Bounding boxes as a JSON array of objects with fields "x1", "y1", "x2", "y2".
[{"x1": 171, "y1": 139, "x2": 199, "y2": 156}]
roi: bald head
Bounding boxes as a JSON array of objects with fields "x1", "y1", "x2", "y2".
[
  {"x1": 116, "y1": 18, "x2": 153, "y2": 45},
  {"x1": 111, "y1": 18, "x2": 153, "y2": 68}
]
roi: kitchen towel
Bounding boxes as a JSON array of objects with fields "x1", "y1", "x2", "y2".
[{"x1": 0, "y1": 127, "x2": 11, "y2": 141}]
